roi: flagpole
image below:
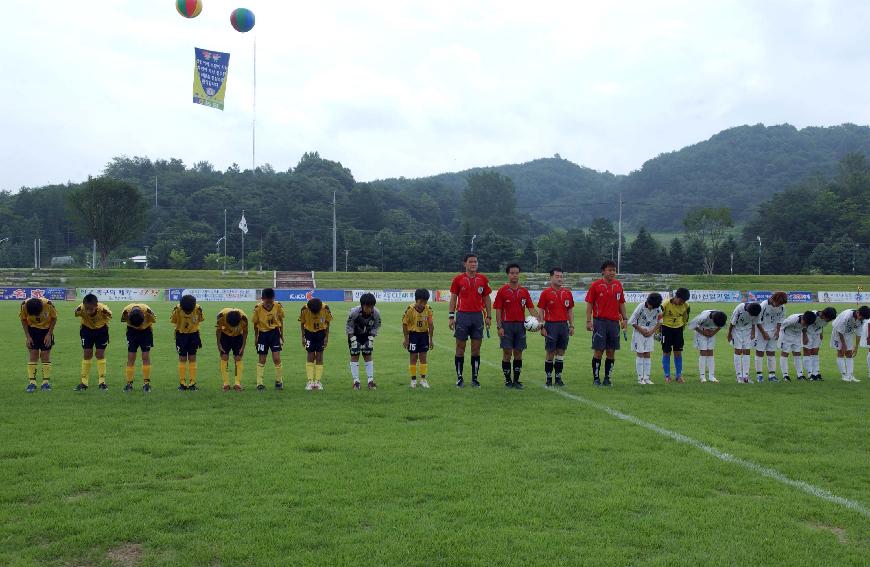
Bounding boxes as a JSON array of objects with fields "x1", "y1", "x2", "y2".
[
  {"x1": 252, "y1": 36, "x2": 256, "y2": 172},
  {"x1": 241, "y1": 209, "x2": 245, "y2": 273}
]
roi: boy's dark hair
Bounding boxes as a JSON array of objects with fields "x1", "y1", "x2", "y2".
[
  {"x1": 675, "y1": 288, "x2": 690, "y2": 301},
  {"x1": 711, "y1": 311, "x2": 727, "y2": 328},
  {"x1": 646, "y1": 292, "x2": 663, "y2": 309},
  {"x1": 180, "y1": 294, "x2": 197, "y2": 314},
  {"x1": 226, "y1": 310, "x2": 242, "y2": 327},
  {"x1": 821, "y1": 307, "x2": 837, "y2": 320},
  {"x1": 505, "y1": 263, "x2": 521, "y2": 274},
  {"x1": 857, "y1": 305, "x2": 870, "y2": 319},
  {"x1": 463, "y1": 252, "x2": 477, "y2": 263},
  {"x1": 25, "y1": 297, "x2": 43, "y2": 316},
  {"x1": 549, "y1": 267, "x2": 563, "y2": 276},
  {"x1": 746, "y1": 302, "x2": 762, "y2": 317},
  {"x1": 307, "y1": 298, "x2": 323, "y2": 314},
  {"x1": 360, "y1": 293, "x2": 377, "y2": 307},
  {"x1": 261, "y1": 287, "x2": 275, "y2": 300},
  {"x1": 600, "y1": 260, "x2": 617, "y2": 271},
  {"x1": 771, "y1": 291, "x2": 788, "y2": 305},
  {"x1": 801, "y1": 311, "x2": 817, "y2": 326},
  {"x1": 414, "y1": 288, "x2": 430, "y2": 302},
  {"x1": 128, "y1": 307, "x2": 145, "y2": 327},
  {"x1": 83, "y1": 293, "x2": 98, "y2": 305}
]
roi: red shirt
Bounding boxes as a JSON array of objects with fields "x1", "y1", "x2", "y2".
[
  {"x1": 584, "y1": 278, "x2": 625, "y2": 321},
  {"x1": 493, "y1": 285, "x2": 533, "y2": 322},
  {"x1": 536, "y1": 287, "x2": 575, "y2": 322},
  {"x1": 450, "y1": 273, "x2": 491, "y2": 313}
]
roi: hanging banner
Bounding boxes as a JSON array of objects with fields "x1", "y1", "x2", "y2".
[
  {"x1": 689, "y1": 290, "x2": 742, "y2": 303},
  {"x1": 168, "y1": 289, "x2": 258, "y2": 302},
  {"x1": 819, "y1": 291, "x2": 870, "y2": 304},
  {"x1": 1, "y1": 288, "x2": 67, "y2": 301},
  {"x1": 193, "y1": 47, "x2": 230, "y2": 110},
  {"x1": 77, "y1": 288, "x2": 163, "y2": 302}
]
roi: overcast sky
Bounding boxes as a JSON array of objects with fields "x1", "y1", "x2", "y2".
[{"x1": 2, "y1": 0, "x2": 869, "y2": 192}]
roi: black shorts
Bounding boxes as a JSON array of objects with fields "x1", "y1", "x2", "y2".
[
  {"x1": 661, "y1": 325, "x2": 685, "y2": 353},
  {"x1": 500, "y1": 321, "x2": 527, "y2": 351},
  {"x1": 408, "y1": 331, "x2": 430, "y2": 354},
  {"x1": 28, "y1": 327, "x2": 55, "y2": 351},
  {"x1": 126, "y1": 327, "x2": 153, "y2": 353},
  {"x1": 304, "y1": 330, "x2": 327, "y2": 353},
  {"x1": 454, "y1": 311, "x2": 484, "y2": 341},
  {"x1": 544, "y1": 321, "x2": 570, "y2": 351},
  {"x1": 348, "y1": 334, "x2": 373, "y2": 356},
  {"x1": 220, "y1": 333, "x2": 244, "y2": 357},
  {"x1": 175, "y1": 331, "x2": 202, "y2": 356},
  {"x1": 256, "y1": 329, "x2": 282, "y2": 354},
  {"x1": 591, "y1": 318, "x2": 621, "y2": 351},
  {"x1": 80, "y1": 326, "x2": 109, "y2": 350}
]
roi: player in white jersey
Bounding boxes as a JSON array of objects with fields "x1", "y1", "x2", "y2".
[
  {"x1": 628, "y1": 292, "x2": 663, "y2": 385},
  {"x1": 802, "y1": 307, "x2": 836, "y2": 381},
  {"x1": 778, "y1": 311, "x2": 817, "y2": 381},
  {"x1": 861, "y1": 320, "x2": 870, "y2": 381},
  {"x1": 830, "y1": 306, "x2": 870, "y2": 382},
  {"x1": 754, "y1": 292, "x2": 788, "y2": 382},
  {"x1": 727, "y1": 302, "x2": 761, "y2": 383},
  {"x1": 687, "y1": 310, "x2": 727, "y2": 383}
]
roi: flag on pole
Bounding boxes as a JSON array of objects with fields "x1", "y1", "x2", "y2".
[{"x1": 238, "y1": 213, "x2": 248, "y2": 234}]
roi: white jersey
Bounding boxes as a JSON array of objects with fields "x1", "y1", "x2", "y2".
[
  {"x1": 806, "y1": 311, "x2": 829, "y2": 337},
  {"x1": 730, "y1": 303, "x2": 758, "y2": 330},
  {"x1": 780, "y1": 314, "x2": 804, "y2": 338},
  {"x1": 757, "y1": 300, "x2": 785, "y2": 331},
  {"x1": 628, "y1": 303, "x2": 662, "y2": 332},
  {"x1": 688, "y1": 310, "x2": 720, "y2": 332},
  {"x1": 833, "y1": 309, "x2": 863, "y2": 336}
]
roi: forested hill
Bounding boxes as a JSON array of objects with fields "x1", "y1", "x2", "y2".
[{"x1": 376, "y1": 123, "x2": 870, "y2": 230}]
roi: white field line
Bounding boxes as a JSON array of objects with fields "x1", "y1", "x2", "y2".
[{"x1": 478, "y1": 358, "x2": 869, "y2": 518}]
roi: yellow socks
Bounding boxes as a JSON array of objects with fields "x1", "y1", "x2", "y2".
[
  {"x1": 178, "y1": 361, "x2": 187, "y2": 385},
  {"x1": 125, "y1": 365, "x2": 134, "y2": 383},
  {"x1": 420, "y1": 363, "x2": 428, "y2": 378},
  {"x1": 274, "y1": 363, "x2": 283, "y2": 385},
  {"x1": 81, "y1": 360, "x2": 92, "y2": 386},
  {"x1": 27, "y1": 362, "x2": 37, "y2": 383},
  {"x1": 409, "y1": 364, "x2": 417, "y2": 379},
  {"x1": 220, "y1": 359, "x2": 230, "y2": 386},
  {"x1": 256, "y1": 363, "x2": 265, "y2": 386},
  {"x1": 234, "y1": 360, "x2": 243, "y2": 386},
  {"x1": 189, "y1": 361, "x2": 197, "y2": 385},
  {"x1": 96, "y1": 359, "x2": 107, "y2": 384},
  {"x1": 305, "y1": 362, "x2": 315, "y2": 383},
  {"x1": 41, "y1": 362, "x2": 52, "y2": 382},
  {"x1": 314, "y1": 363, "x2": 324, "y2": 383},
  {"x1": 142, "y1": 364, "x2": 151, "y2": 382}
]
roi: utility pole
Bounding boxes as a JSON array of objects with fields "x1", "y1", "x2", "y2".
[
  {"x1": 344, "y1": 249, "x2": 349, "y2": 272},
  {"x1": 617, "y1": 192, "x2": 623, "y2": 273},
  {"x1": 470, "y1": 234, "x2": 477, "y2": 252},
  {"x1": 756, "y1": 236, "x2": 762, "y2": 276},
  {"x1": 332, "y1": 192, "x2": 337, "y2": 272}
]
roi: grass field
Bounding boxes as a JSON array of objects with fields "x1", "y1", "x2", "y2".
[{"x1": 0, "y1": 299, "x2": 868, "y2": 566}]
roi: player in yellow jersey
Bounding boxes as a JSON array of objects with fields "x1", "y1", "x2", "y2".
[
  {"x1": 252, "y1": 288, "x2": 285, "y2": 391},
  {"x1": 299, "y1": 297, "x2": 333, "y2": 390},
  {"x1": 216, "y1": 308, "x2": 248, "y2": 391},
  {"x1": 20, "y1": 297, "x2": 57, "y2": 393},
  {"x1": 73, "y1": 293, "x2": 112, "y2": 391},
  {"x1": 120, "y1": 303, "x2": 157, "y2": 392},
  {"x1": 660, "y1": 287, "x2": 691, "y2": 383},
  {"x1": 403, "y1": 289, "x2": 435, "y2": 388},
  {"x1": 170, "y1": 294, "x2": 204, "y2": 391}
]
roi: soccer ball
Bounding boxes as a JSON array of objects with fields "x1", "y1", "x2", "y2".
[{"x1": 524, "y1": 316, "x2": 541, "y2": 331}]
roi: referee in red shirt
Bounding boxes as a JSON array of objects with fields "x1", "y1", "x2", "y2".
[
  {"x1": 493, "y1": 263, "x2": 540, "y2": 389},
  {"x1": 584, "y1": 260, "x2": 627, "y2": 386},
  {"x1": 537, "y1": 268, "x2": 575, "y2": 387},
  {"x1": 448, "y1": 253, "x2": 492, "y2": 387}
]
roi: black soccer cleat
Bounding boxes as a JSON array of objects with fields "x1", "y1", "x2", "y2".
[
  {"x1": 471, "y1": 378, "x2": 481, "y2": 388},
  {"x1": 593, "y1": 377, "x2": 601, "y2": 387},
  {"x1": 187, "y1": 384, "x2": 198, "y2": 391},
  {"x1": 512, "y1": 380, "x2": 524, "y2": 390},
  {"x1": 143, "y1": 383, "x2": 152, "y2": 393},
  {"x1": 74, "y1": 383, "x2": 88, "y2": 392},
  {"x1": 124, "y1": 382, "x2": 134, "y2": 392},
  {"x1": 602, "y1": 377, "x2": 612, "y2": 387},
  {"x1": 505, "y1": 380, "x2": 514, "y2": 388},
  {"x1": 98, "y1": 383, "x2": 108, "y2": 391},
  {"x1": 456, "y1": 377, "x2": 464, "y2": 388},
  {"x1": 275, "y1": 381, "x2": 283, "y2": 390},
  {"x1": 545, "y1": 378, "x2": 553, "y2": 388},
  {"x1": 555, "y1": 378, "x2": 565, "y2": 387},
  {"x1": 256, "y1": 384, "x2": 265, "y2": 391},
  {"x1": 177, "y1": 384, "x2": 188, "y2": 391}
]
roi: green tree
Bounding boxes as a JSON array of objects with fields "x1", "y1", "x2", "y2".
[
  {"x1": 625, "y1": 227, "x2": 664, "y2": 273},
  {"x1": 67, "y1": 176, "x2": 148, "y2": 267},
  {"x1": 668, "y1": 238, "x2": 686, "y2": 274},
  {"x1": 588, "y1": 218, "x2": 617, "y2": 262},
  {"x1": 683, "y1": 207, "x2": 733, "y2": 275},
  {"x1": 169, "y1": 248, "x2": 190, "y2": 269}
]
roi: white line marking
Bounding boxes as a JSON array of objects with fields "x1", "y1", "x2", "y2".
[{"x1": 479, "y1": 358, "x2": 869, "y2": 517}]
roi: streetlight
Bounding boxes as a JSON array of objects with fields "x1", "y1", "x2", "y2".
[
  {"x1": 756, "y1": 236, "x2": 762, "y2": 276},
  {"x1": 0, "y1": 237, "x2": 9, "y2": 245},
  {"x1": 216, "y1": 236, "x2": 226, "y2": 272},
  {"x1": 470, "y1": 234, "x2": 478, "y2": 252}
]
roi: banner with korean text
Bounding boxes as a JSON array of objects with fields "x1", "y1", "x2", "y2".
[{"x1": 193, "y1": 48, "x2": 230, "y2": 110}]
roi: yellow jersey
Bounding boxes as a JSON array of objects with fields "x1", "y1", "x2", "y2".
[
  {"x1": 215, "y1": 308, "x2": 249, "y2": 337},
  {"x1": 19, "y1": 298, "x2": 57, "y2": 329},
  {"x1": 74, "y1": 302, "x2": 112, "y2": 330},
  {"x1": 121, "y1": 303, "x2": 157, "y2": 330},
  {"x1": 252, "y1": 301, "x2": 285, "y2": 332},
  {"x1": 298, "y1": 304, "x2": 333, "y2": 332},
  {"x1": 402, "y1": 304, "x2": 433, "y2": 333},
  {"x1": 170, "y1": 304, "x2": 205, "y2": 333},
  {"x1": 661, "y1": 300, "x2": 691, "y2": 329}
]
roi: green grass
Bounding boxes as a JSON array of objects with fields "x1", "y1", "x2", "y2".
[{"x1": 0, "y1": 300, "x2": 867, "y2": 566}]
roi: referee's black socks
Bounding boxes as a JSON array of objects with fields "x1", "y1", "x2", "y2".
[
  {"x1": 554, "y1": 357, "x2": 564, "y2": 380},
  {"x1": 501, "y1": 361, "x2": 511, "y2": 382},
  {"x1": 513, "y1": 359, "x2": 523, "y2": 382},
  {"x1": 592, "y1": 357, "x2": 601, "y2": 379},
  {"x1": 471, "y1": 356, "x2": 481, "y2": 380},
  {"x1": 545, "y1": 360, "x2": 554, "y2": 380},
  {"x1": 604, "y1": 358, "x2": 614, "y2": 378},
  {"x1": 455, "y1": 356, "x2": 464, "y2": 380}
]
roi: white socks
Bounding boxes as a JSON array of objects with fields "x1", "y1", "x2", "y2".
[
  {"x1": 733, "y1": 354, "x2": 741, "y2": 376},
  {"x1": 845, "y1": 356, "x2": 854, "y2": 377},
  {"x1": 698, "y1": 356, "x2": 714, "y2": 380},
  {"x1": 755, "y1": 355, "x2": 764, "y2": 374},
  {"x1": 836, "y1": 357, "x2": 846, "y2": 376},
  {"x1": 644, "y1": 358, "x2": 651, "y2": 379},
  {"x1": 365, "y1": 360, "x2": 374, "y2": 382},
  {"x1": 636, "y1": 358, "x2": 644, "y2": 381},
  {"x1": 350, "y1": 361, "x2": 360, "y2": 382},
  {"x1": 742, "y1": 354, "x2": 751, "y2": 377},
  {"x1": 699, "y1": 356, "x2": 707, "y2": 380},
  {"x1": 767, "y1": 355, "x2": 776, "y2": 376},
  {"x1": 794, "y1": 356, "x2": 804, "y2": 377}
]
